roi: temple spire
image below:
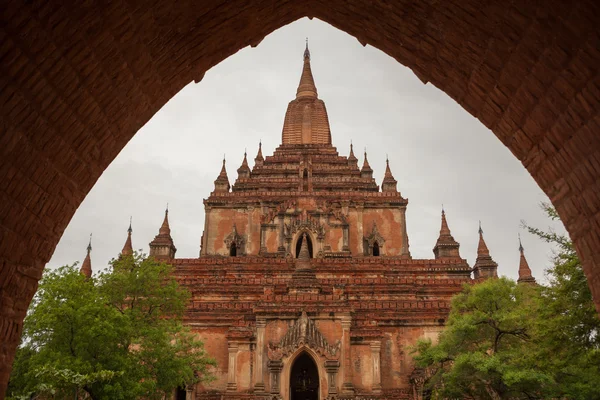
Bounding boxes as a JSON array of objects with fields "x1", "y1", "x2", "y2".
[
  {"x1": 254, "y1": 141, "x2": 264, "y2": 166},
  {"x1": 381, "y1": 155, "x2": 398, "y2": 192},
  {"x1": 149, "y1": 206, "x2": 177, "y2": 260},
  {"x1": 361, "y1": 149, "x2": 373, "y2": 178},
  {"x1": 214, "y1": 156, "x2": 230, "y2": 192},
  {"x1": 472, "y1": 222, "x2": 498, "y2": 279},
  {"x1": 477, "y1": 221, "x2": 490, "y2": 256},
  {"x1": 296, "y1": 39, "x2": 318, "y2": 99},
  {"x1": 517, "y1": 235, "x2": 536, "y2": 284},
  {"x1": 348, "y1": 142, "x2": 358, "y2": 166},
  {"x1": 433, "y1": 208, "x2": 461, "y2": 259},
  {"x1": 121, "y1": 217, "x2": 133, "y2": 256},
  {"x1": 237, "y1": 150, "x2": 251, "y2": 179},
  {"x1": 159, "y1": 205, "x2": 171, "y2": 235},
  {"x1": 282, "y1": 42, "x2": 331, "y2": 146},
  {"x1": 80, "y1": 233, "x2": 92, "y2": 278}
]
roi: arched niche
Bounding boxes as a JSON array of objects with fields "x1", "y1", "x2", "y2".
[
  {"x1": 290, "y1": 352, "x2": 320, "y2": 400},
  {"x1": 295, "y1": 231, "x2": 314, "y2": 258},
  {"x1": 280, "y1": 346, "x2": 329, "y2": 400}
]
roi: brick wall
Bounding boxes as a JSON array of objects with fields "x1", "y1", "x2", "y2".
[{"x1": 1, "y1": 1, "x2": 599, "y2": 397}]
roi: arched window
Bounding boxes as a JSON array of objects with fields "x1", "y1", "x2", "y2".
[
  {"x1": 230, "y1": 242, "x2": 237, "y2": 257},
  {"x1": 372, "y1": 241, "x2": 380, "y2": 256},
  {"x1": 295, "y1": 233, "x2": 313, "y2": 258},
  {"x1": 302, "y1": 169, "x2": 309, "y2": 192}
]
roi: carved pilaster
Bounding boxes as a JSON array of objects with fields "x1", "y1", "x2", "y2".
[
  {"x1": 325, "y1": 360, "x2": 340, "y2": 395},
  {"x1": 260, "y1": 225, "x2": 267, "y2": 254},
  {"x1": 340, "y1": 316, "x2": 354, "y2": 393},
  {"x1": 356, "y1": 204, "x2": 364, "y2": 255},
  {"x1": 401, "y1": 206, "x2": 411, "y2": 258},
  {"x1": 370, "y1": 341, "x2": 382, "y2": 393},
  {"x1": 342, "y1": 224, "x2": 349, "y2": 251},
  {"x1": 278, "y1": 215, "x2": 286, "y2": 254},
  {"x1": 254, "y1": 318, "x2": 266, "y2": 392},
  {"x1": 247, "y1": 206, "x2": 254, "y2": 254},
  {"x1": 227, "y1": 342, "x2": 239, "y2": 391},
  {"x1": 201, "y1": 206, "x2": 211, "y2": 256},
  {"x1": 268, "y1": 359, "x2": 283, "y2": 394}
]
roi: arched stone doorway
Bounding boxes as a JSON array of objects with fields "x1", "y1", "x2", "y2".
[
  {"x1": 1, "y1": 1, "x2": 600, "y2": 397},
  {"x1": 290, "y1": 352, "x2": 320, "y2": 400}
]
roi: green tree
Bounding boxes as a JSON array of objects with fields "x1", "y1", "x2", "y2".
[
  {"x1": 7, "y1": 253, "x2": 215, "y2": 400},
  {"x1": 523, "y1": 204, "x2": 600, "y2": 399},
  {"x1": 413, "y1": 278, "x2": 549, "y2": 399},
  {"x1": 412, "y1": 204, "x2": 600, "y2": 399}
]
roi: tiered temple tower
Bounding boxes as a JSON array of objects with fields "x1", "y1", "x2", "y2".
[{"x1": 138, "y1": 44, "x2": 510, "y2": 400}]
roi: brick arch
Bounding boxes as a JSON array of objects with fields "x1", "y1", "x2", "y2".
[{"x1": 1, "y1": 0, "x2": 599, "y2": 396}]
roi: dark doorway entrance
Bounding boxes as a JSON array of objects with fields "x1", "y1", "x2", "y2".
[
  {"x1": 176, "y1": 387, "x2": 186, "y2": 400},
  {"x1": 290, "y1": 352, "x2": 319, "y2": 400},
  {"x1": 372, "y1": 241, "x2": 380, "y2": 256},
  {"x1": 295, "y1": 234, "x2": 313, "y2": 258}
]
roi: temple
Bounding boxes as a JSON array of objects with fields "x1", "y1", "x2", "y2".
[{"x1": 101, "y1": 44, "x2": 533, "y2": 400}]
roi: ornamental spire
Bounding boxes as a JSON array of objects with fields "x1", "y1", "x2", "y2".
[
  {"x1": 361, "y1": 149, "x2": 373, "y2": 178},
  {"x1": 214, "y1": 156, "x2": 230, "y2": 192},
  {"x1": 472, "y1": 221, "x2": 498, "y2": 279},
  {"x1": 517, "y1": 235, "x2": 536, "y2": 284},
  {"x1": 159, "y1": 205, "x2": 171, "y2": 236},
  {"x1": 121, "y1": 217, "x2": 133, "y2": 256},
  {"x1": 80, "y1": 233, "x2": 92, "y2": 278},
  {"x1": 296, "y1": 38, "x2": 318, "y2": 99},
  {"x1": 149, "y1": 205, "x2": 177, "y2": 260},
  {"x1": 237, "y1": 150, "x2": 251, "y2": 178},
  {"x1": 433, "y1": 207, "x2": 460, "y2": 259},
  {"x1": 254, "y1": 140, "x2": 264, "y2": 166},
  {"x1": 348, "y1": 141, "x2": 358, "y2": 165},
  {"x1": 381, "y1": 155, "x2": 398, "y2": 192},
  {"x1": 477, "y1": 221, "x2": 490, "y2": 256}
]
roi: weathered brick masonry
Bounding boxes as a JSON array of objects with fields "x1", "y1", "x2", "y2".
[
  {"x1": 1, "y1": 1, "x2": 599, "y2": 398},
  {"x1": 147, "y1": 47, "x2": 500, "y2": 399}
]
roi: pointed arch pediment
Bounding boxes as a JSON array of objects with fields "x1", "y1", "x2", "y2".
[
  {"x1": 364, "y1": 221, "x2": 385, "y2": 246},
  {"x1": 224, "y1": 224, "x2": 246, "y2": 255},
  {"x1": 268, "y1": 311, "x2": 340, "y2": 360}
]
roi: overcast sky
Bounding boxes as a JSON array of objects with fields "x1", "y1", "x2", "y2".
[{"x1": 48, "y1": 18, "x2": 566, "y2": 283}]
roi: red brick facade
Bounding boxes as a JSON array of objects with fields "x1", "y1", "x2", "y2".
[
  {"x1": 160, "y1": 48, "x2": 488, "y2": 400},
  {"x1": 1, "y1": 1, "x2": 599, "y2": 398}
]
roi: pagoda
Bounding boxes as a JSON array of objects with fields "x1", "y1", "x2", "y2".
[{"x1": 139, "y1": 43, "x2": 508, "y2": 400}]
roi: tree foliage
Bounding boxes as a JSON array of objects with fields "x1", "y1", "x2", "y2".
[
  {"x1": 413, "y1": 204, "x2": 600, "y2": 399},
  {"x1": 7, "y1": 253, "x2": 215, "y2": 400}
]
